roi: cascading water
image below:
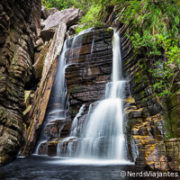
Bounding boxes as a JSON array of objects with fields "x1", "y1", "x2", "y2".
[
  {"x1": 70, "y1": 104, "x2": 85, "y2": 137},
  {"x1": 34, "y1": 41, "x2": 68, "y2": 154},
  {"x1": 35, "y1": 27, "x2": 131, "y2": 164},
  {"x1": 55, "y1": 28, "x2": 94, "y2": 157},
  {"x1": 74, "y1": 29, "x2": 129, "y2": 161},
  {"x1": 68, "y1": 28, "x2": 93, "y2": 64}
]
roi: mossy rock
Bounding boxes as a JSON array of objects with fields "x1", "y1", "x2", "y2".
[
  {"x1": 170, "y1": 91, "x2": 180, "y2": 109},
  {"x1": 170, "y1": 106, "x2": 180, "y2": 137}
]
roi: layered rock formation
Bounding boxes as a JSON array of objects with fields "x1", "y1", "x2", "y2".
[
  {"x1": 41, "y1": 8, "x2": 83, "y2": 40},
  {"x1": 21, "y1": 7, "x2": 83, "y2": 156},
  {"x1": 1, "y1": 1, "x2": 179, "y2": 172},
  {"x1": 105, "y1": 6, "x2": 180, "y2": 171},
  {"x1": 22, "y1": 5, "x2": 180, "y2": 169},
  {"x1": 0, "y1": 0, "x2": 41, "y2": 165},
  {"x1": 30, "y1": 27, "x2": 114, "y2": 156},
  {"x1": 66, "y1": 28, "x2": 113, "y2": 117}
]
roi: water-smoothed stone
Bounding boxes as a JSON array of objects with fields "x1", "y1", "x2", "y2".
[
  {"x1": 43, "y1": 28, "x2": 113, "y2": 156},
  {"x1": 47, "y1": 140, "x2": 59, "y2": 156},
  {"x1": 64, "y1": 28, "x2": 113, "y2": 118},
  {"x1": 57, "y1": 137, "x2": 79, "y2": 157},
  {"x1": 37, "y1": 139, "x2": 60, "y2": 156},
  {"x1": 60, "y1": 121, "x2": 72, "y2": 137},
  {"x1": 38, "y1": 142, "x2": 47, "y2": 155},
  {"x1": 45, "y1": 119, "x2": 66, "y2": 139}
]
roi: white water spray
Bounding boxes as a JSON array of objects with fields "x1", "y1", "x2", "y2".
[
  {"x1": 34, "y1": 41, "x2": 68, "y2": 154},
  {"x1": 75, "y1": 30, "x2": 128, "y2": 161}
]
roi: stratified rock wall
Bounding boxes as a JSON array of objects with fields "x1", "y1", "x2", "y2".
[
  {"x1": 66, "y1": 28, "x2": 113, "y2": 118},
  {"x1": 106, "y1": 6, "x2": 180, "y2": 171},
  {"x1": 0, "y1": 0, "x2": 41, "y2": 165},
  {"x1": 31, "y1": 28, "x2": 114, "y2": 156},
  {"x1": 21, "y1": 8, "x2": 83, "y2": 156}
]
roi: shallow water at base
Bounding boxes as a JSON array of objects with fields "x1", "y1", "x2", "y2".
[{"x1": 0, "y1": 156, "x2": 173, "y2": 180}]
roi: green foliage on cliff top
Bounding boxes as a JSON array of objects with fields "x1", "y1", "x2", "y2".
[
  {"x1": 42, "y1": 0, "x2": 94, "y2": 11},
  {"x1": 75, "y1": 4, "x2": 103, "y2": 33},
  {"x1": 79, "y1": 0, "x2": 180, "y2": 97},
  {"x1": 115, "y1": 0, "x2": 180, "y2": 97},
  {"x1": 42, "y1": 0, "x2": 104, "y2": 30},
  {"x1": 42, "y1": 0, "x2": 72, "y2": 10},
  {"x1": 42, "y1": 0, "x2": 180, "y2": 97}
]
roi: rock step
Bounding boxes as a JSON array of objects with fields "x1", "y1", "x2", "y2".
[
  {"x1": 66, "y1": 28, "x2": 113, "y2": 48},
  {"x1": 45, "y1": 119, "x2": 67, "y2": 139}
]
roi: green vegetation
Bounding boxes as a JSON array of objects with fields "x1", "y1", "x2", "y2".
[
  {"x1": 42, "y1": 0, "x2": 73, "y2": 10},
  {"x1": 119, "y1": 0, "x2": 180, "y2": 97},
  {"x1": 43, "y1": 0, "x2": 180, "y2": 97},
  {"x1": 42, "y1": 0, "x2": 94, "y2": 11},
  {"x1": 92, "y1": 0, "x2": 179, "y2": 97},
  {"x1": 75, "y1": 4, "x2": 103, "y2": 33},
  {"x1": 42, "y1": 0, "x2": 104, "y2": 32}
]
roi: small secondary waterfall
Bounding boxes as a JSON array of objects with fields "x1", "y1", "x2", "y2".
[
  {"x1": 34, "y1": 41, "x2": 68, "y2": 154},
  {"x1": 36, "y1": 29, "x2": 94, "y2": 155},
  {"x1": 70, "y1": 104, "x2": 85, "y2": 137},
  {"x1": 75, "y1": 30, "x2": 128, "y2": 160}
]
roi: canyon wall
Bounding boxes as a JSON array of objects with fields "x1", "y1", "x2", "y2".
[
  {"x1": 0, "y1": 0, "x2": 41, "y2": 165},
  {"x1": 22, "y1": 4, "x2": 180, "y2": 170},
  {"x1": 21, "y1": 7, "x2": 83, "y2": 156},
  {"x1": 0, "y1": 2, "x2": 179, "y2": 171}
]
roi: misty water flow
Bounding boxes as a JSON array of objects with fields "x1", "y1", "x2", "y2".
[
  {"x1": 74, "y1": 30, "x2": 129, "y2": 162},
  {"x1": 34, "y1": 41, "x2": 68, "y2": 154}
]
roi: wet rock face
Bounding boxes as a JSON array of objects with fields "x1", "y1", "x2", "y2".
[
  {"x1": 66, "y1": 28, "x2": 113, "y2": 118},
  {"x1": 105, "y1": 8, "x2": 180, "y2": 170},
  {"x1": 0, "y1": 0, "x2": 41, "y2": 165},
  {"x1": 45, "y1": 119, "x2": 66, "y2": 139},
  {"x1": 35, "y1": 28, "x2": 113, "y2": 156}
]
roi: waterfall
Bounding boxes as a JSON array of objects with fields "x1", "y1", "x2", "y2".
[
  {"x1": 70, "y1": 104, "x2": 85, "y2": 137},
  {"x1": 74, "y1": 29, "x2": 128, "y2": 161},
  {"x1": 35, "y1": 29, "x2": 93, "y2": 155},
  {"x1": 34, "y1": 41, "x2": 68, "y2": 155},
  {"x1": 35, "y1": 28, "x2": 130, "y2": 163}
]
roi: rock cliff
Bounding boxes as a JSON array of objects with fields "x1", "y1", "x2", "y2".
[
  {"x1": 22, "y1": 4, "x2": 180, "y2": 170},
  {"x1": 0, "y1": 0, "x2": 41, "y2": 165},
  {"x1": 21, "y1": 7, "x2": 83, "y2": 156},
  {"x1": 0, "y1": 2, "x2": 179, "y2": 171},
  {"x1": 106, "y1": 6, "x2": 180, "y2": 171}
]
